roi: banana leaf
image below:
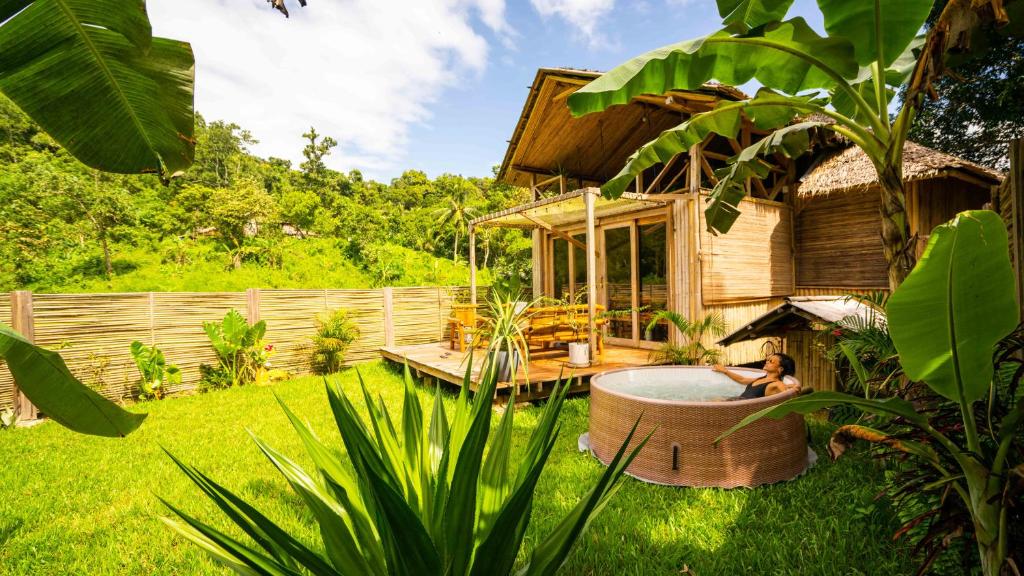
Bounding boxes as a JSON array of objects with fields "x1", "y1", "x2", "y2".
[
  {"x1": 0, "y1": 322, "x2": 145, "y2": 437},
  {"x1": 0, "y1": 0, "x2": 195, "y2": 179},
  {"x1": 887, "y1": 211, "x2": 1017, "y2": 404}
]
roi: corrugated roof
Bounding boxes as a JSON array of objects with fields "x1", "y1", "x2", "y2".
[{"x1": 718, "y1": 296, "x2": 884, "y2": 346}]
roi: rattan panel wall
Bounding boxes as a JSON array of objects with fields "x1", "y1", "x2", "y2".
[
  {"x1": 705, "y1": 297, "x2": 787, "y2": 365},
  {"x1": 393, "y1": 287, "x2": 446, "y2": 346},
  {"x1": 0, "y1": 295, "x2": 13, "y2": 409},
  {"x1": 699, "y1": 199, "x2": 794, "y2": 303},
  {"x1": 785, "y1": 330, "x2": 837, "y2": 392},
  {"x1": 6, "y1": 287, "x2": 471, "y2": 402},
  {"x1": 325, "y1": 289, "x2": 387, "y2": 363},
  {"x1": 794, "y1": 189, "x2": 889, "y2": 288},
  {"x1": 149, "y1": 292, "x2": 248, "y2": 396},
  {"x1": 33, "y1": 293, "x2": 154, "y2": 401}
]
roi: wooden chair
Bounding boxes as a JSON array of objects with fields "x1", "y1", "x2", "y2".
[{"x1": 448, "y1": 304, "x2": 486, "y2": 352}]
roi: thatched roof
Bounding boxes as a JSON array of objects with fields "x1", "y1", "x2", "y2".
[
  {"x1": 798, "y1": 141, "x2": 1003, "y2": 197},
  {"x1": 496, "y1": 68, "x2": 747, "y2": 189}
]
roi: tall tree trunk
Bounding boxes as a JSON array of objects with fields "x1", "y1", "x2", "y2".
[
  {"x1": 453, "y1": 228, "x2": 461, "y2": 262},
  {"x1": 101, "y1": 233, "x2": 112, "y2": 279},
  {"x1": 876, "y1": 166, "x2": 916, "y2": 291},
  {"x1": 483, "y1": 237, "x2": 491, "y2": 269}
]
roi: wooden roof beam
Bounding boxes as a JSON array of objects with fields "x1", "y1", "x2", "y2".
[
  {"x1": 523, "y1": 213, "x2": 587, "y2": 250},
  {"x1": 645, "y1": 153, "x2": 684, "y2": 194}
]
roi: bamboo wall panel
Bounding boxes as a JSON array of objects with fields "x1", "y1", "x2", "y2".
[
  {"x1": 785, "y1": 330, "x2": 837, "y2": 392},
  {"x1": 6, "y1": 286, "x2": 478, "y2": 403},
  {"x1": 907, "y1": 179, "x2": 990, "y2": 257},
  {"x1": 794, "y1": 189, "x2": 889, "y2": 288},
  {"x1": 151, "y1": 292, "x2": 248, "y2": 396},
  {"x1": 393, "y1": 287, "x2": 445, "y2": 346},
  {"x1": 0, "y1": 295, "x2": 12, "y2": 409},
  {"x1": 705, "y1": 297, "x2": 787, "y2": 365},
  {"x1": 325, "y1": 290, "x2": 387, "y2": 363},
  {"x1": 259, "y1": 290, "x2": 332, "y2": 375},
  {"x1": 699, "y1": 199, "x2": 794, "y2": 303},
  {"x1": 793, "y1": 287, "x2": 887, "y2": 297},
  {"x1": 33, "y1": 293, "x2": 154, "y2": 401}
]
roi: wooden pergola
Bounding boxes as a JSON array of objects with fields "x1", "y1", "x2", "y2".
[{"x1": 468, "y1": 188, "x2": 670, "y2": 362}]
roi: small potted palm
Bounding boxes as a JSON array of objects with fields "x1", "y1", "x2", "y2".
[
  {"x1": 644, "y1": 311, "x2": 726, "y2": 365},
  {"x1": 561, "y1": 291, "x2": 591, "y2": 367}
]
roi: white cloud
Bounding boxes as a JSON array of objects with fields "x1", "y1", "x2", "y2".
[
  {"x1": 530, "y1": 0, "x2": 615, "y2": 44},
  {"x1": 148, "y1": 0, "x2": 509, "y2": 177}
]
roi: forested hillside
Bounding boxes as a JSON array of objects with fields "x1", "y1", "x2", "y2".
[{"x1": 0, "y1": 96, "x2": 530, "y2": 293}]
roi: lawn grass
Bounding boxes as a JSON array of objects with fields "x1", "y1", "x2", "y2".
[{"x1": 0, "y1": 361, "x2": 915, "y2": 575}]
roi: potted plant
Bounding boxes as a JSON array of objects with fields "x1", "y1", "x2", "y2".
[{"x1": 560, "y1": 290, "x2": 591, "y2": 367}]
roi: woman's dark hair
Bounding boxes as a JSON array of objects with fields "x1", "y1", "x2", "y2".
[{"x1": 772, "y1": 353, "x2": 796, "y2": 377}]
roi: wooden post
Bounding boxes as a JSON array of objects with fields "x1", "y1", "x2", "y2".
[
  {"x1": 530, "y1": 173, "x2": 538, "y2": 201},
  {"x1": 1011, "y1": 140, "x2": 1024, "y2": 320},
  {"x1": 532, "y1": 230, "x2": 544, "y2": 299},
  {"x1": 469, "y1": 225, "x2": 477, "y2": 305},
  {"x1": 245, "y1": 288, "x2": 261, "y2": 325},
  {"x1": 10, "y1": 291, "x2": 37, "y2": 421},
  {"x1": 382, "y1": 287, "x2": 395, "y2": 347},
  {"x1": 584, "y1": 189, "x2": 599, "y2": 364},
  {"x1": 688, "y1": 143, "x2": 702, "y2": 193}
]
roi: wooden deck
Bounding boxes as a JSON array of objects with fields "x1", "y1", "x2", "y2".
[{"x1": 380, "y1": 341, "x2": 657, "y2": 401}]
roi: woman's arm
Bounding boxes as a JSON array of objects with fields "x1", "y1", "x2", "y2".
[
  {"x1": 711, "y1": 364, "x2": 757, "y2": 385},
  {"x1": 766, "y1": 381, "x2": 801, "y2": 396}
]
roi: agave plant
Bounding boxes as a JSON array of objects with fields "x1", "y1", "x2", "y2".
[
  {"x1": 719, "y1": 211, "x2": 1022, "y2": 575},
  {"x1": 162, "y1": 348, "x2": 648, "y2": 575},
  {"x1": 643, "y1": 311, "x2": 726, "y2": 365}
]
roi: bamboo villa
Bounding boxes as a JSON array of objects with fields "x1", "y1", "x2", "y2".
[{"x1": 384, "y1": 67, "x2": 1003, "y2": 397}]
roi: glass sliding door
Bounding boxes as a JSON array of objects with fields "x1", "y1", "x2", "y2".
[
  {"x1": 551, "y1": 238, "x2": 569, "y2": 300},
  {"x1": 639, "y1": 221, "x2": 669, "y2": 343},
  {"x1": 603, "y1": 226, "x2": 634, "y2": 340}
]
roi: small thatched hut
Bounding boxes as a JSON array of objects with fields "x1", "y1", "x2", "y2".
[{"x1": 793, "y1": 141, "x2": 1002, "y2": 290}]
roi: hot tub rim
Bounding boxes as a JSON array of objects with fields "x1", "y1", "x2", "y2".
[{"x1": 589, "y1": 365, "x2": 799, "y2": 408}]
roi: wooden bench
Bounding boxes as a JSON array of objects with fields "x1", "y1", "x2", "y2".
[{"x1": 523, "y1": 304, "x2": 607, "y2": 356}]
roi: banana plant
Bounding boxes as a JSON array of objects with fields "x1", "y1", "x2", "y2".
[
  {"x1": 717, "y1": 210, "x2": 1021, "y2": 575},
  {"x1": 566, "y1": 0, "x2": 1019, "y2": 290},
  {"x1": 163, "y1": 348, "x2": 650, "y2": 575},
  {"x1": 0, "y1": 0, "x2": 196, "y2": 181}
]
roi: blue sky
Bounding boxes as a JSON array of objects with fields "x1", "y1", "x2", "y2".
[{"x1": 150, "y1": 0, "x2": 826, "y2": 182}]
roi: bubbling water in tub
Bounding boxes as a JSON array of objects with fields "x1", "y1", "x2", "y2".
[{"x1": 597, "y1": 367, "x2": 751, "y2": 402}]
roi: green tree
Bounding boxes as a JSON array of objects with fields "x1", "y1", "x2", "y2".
[
  {"x1": 567, "y1": 0, "x2": 1019, "y2": 290},
  {"x1": 906, "y1": 1, "x2": 1024, "y2": 169},
  {"x1": 50, "y1": 171, "x2": 136, "y2": 279},
  {"x1": 208, "y1": 180, "x2": 279, "y2": 268},
  {"x1": 433, "y1": 175, "x2": 480, "y2": 262},
  {"x1": 300, "y1": 126, "x2": 338, "y2": 190}
]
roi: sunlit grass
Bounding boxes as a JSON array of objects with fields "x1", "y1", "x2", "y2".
[{"x1": 0, "y1": 361, "x2": 914, "y2": 575}]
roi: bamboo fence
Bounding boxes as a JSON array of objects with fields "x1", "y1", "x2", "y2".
[{"x1": 0, "y1": 287, "x2": 472, "y2": 408}]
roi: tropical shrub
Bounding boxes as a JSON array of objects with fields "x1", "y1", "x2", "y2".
[
  {"x1": 644, "y1": 311, "x2": 726, "y2": 365},
  {"x1": 826, "y1": 292, "x2": 901, "y2": 399},
  {"x1": 163, "y1": 341, "x2": 649, "y2": 575},
  {"x1": 130, "y1": 341, "x2": 181, "y2": 400},
  {"x1": 200, "y1": 309, "x2": 268, "y2": 389},
  {"x1": 310, "y1": 308, "x2": 359, "y2": 374},
  {"x1": 721, "y1": 211, "x2": 1023, "y2": 575}
]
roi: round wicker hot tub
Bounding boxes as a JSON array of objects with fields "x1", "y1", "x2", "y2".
[{"x1": 588, "y1": 366, "x2": 808, "y2": 488}]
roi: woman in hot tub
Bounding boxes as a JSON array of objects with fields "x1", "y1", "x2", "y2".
[{"x1": 712, "y1": 353, "x2": 799, "y2": 399}]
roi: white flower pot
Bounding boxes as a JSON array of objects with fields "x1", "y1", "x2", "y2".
[{"x1": 568, "y1": 342, "x2": 590, "y2": 367}]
